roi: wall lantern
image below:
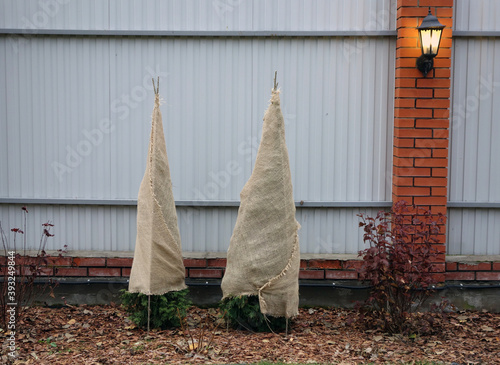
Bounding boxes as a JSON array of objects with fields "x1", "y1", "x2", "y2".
[{"x1": 416, "y1": 8, "x2": 445, "y2": 77}]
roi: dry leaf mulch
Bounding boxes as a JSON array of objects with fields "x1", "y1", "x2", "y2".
[{"x1": 2, "y1": 305, "x2": 499, "y2": 364}]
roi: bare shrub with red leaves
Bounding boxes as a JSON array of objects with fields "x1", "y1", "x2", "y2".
[
  {"x1": 356, "y1": 200, "x2": 446, "y2": 334},
  {"x1": 0, "y1": 206, "x2": 65, "y2": 331}
]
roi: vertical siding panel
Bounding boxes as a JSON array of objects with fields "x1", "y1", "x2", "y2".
[
  {"x1": 374, "y1": 40, "x2": 392, "y2": 201},
  {"x1": 337, "y1": 209, "x2": 347, "y2": 252},
  {"x1": 6, "y1": 38, "x2": 21, "y2": 197},
  {"x1": 298, "y1": 39, "x2": 311, "y2": 199},
  {"x1": 51, "y1": 39, "x2": 64, "y2": 197},
  {"x1": 125, "y1": 38, "x2": 141, "y2": 200},
  {"x1": 454, "y1": 0, "x2": 469, "y2": 31},
  {"x1": 346, "y1": 38, "x2": 361, "y2": 201},
  {"x1": 462, "y1": 42, "x2": 480, "y2": 202},
  {"x1": 54, "y1": 38, "x2": 68, "y2": 198},
  {"x1": 0, "y1": 40, "x2": 7, "y2": 194},
  {"x1": 320, "y1": 39, "x2": 335, "y2": 201},
  {"x1": 447, "y1": 209, "x2": 458, "y2": 255},
  {"x1": 490, "y1": 41, "x2": 500, "y2": 202},
  {"x1": 475, "y1": 40, "x2": 492, "y2": 202},
  {"x1": 185, "y1": 38, "x2": 197, "y2": 201},
  {"x1": 284, "y1": 39, "x2": 298, "y2": 197},
  {"x1": 330, "y1": 209, "x2": 343, "y2": 252},
  {"x1": 474, "y1": 210, "x2": 487, "y2": 255},
  {"x1": 486, "y1": 211, "x2": 495, "y2": 255},
  {"x1": 334, "y1": 39, "x2": 346, "y2": 200},
  {"x1": 462, "y1": 210, "x2": 475, "y2": 255},
  {"x1": 236, "y1": 39, "x2": 253, "y2": 199},
  {"x1": 108, "y1": 39, "x2": 118, "y2": 199},
  {"x1": 492, "y1": 210, "x2": 500, "y2": 255},
  {"x1": 82, "y1": 39, "x2": 92, "y2": 199},
  {"x1": 127, "y1": 207, "x2": 136, "y2": 252},
  {"x1": 18, "y1": 39, "x2": 33, "y2": 198},
  {"x1": 450, "y1": 40, "x2": 467, "y2": 202},
  {"x1": 360, "y1": 41, "x2": 375, "y2": 201},
  {"x1": 309, "y1": 40, "x2": 322, "y2": 201},
  {"x1": 320, "y1": 39, "x2": 334, "y2": 201},
  {"x1": 114, "y1": 206, "x2": 125, "y2": 251}
]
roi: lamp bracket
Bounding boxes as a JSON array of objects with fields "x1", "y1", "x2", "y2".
[{"x1": 416, "y1": 55, "x2": 434, "y2": 77}]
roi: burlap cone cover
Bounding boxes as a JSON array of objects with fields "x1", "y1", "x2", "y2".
[
  {"x1": 128, "y1": 91, "x2": 187, "y2": 295},
  {"x1": 221, "y1": 88, "x2": 300, "y2": 318}
]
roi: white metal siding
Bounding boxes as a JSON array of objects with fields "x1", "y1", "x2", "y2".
[
  {"x1": 1, "y1": 0, "x2": 396, "y2": 254},
  {"x1": 454, "y1": 0, "x2": 500, "y2": 31},
  {"x1": 0, "y1": 35, "x2": 395, "y2": 253},
  {"x1": 1, "y1": 204, "x2": 378, "y2": 254},
  {"x1": 0, "y1": 0, "x2": 396, "y2": 32},
  {"x1": 448, "y1": 208, "x2": 500, "y2": 255},
  {"x1": 448, "y1": 0, "x2": 500, "y2": 257},
  {"x1": 450, "y1": 38, "x2": 500, "y2": 203},
  {"x1": 0, "y1": 36, "x2": 395, "y2": 203},
  {"x1": 1, "y1": 204, "x2": 137, "y2": 252}
]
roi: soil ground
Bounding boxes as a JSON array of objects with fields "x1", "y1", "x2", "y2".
[{"x1": 2, "y1": 305, "x2": 499, "y2": 364}]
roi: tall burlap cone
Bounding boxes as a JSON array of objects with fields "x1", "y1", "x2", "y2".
[
  {"x1": 221, "y1": 88, "x2": 300, "y2": 318},
  {"x1": 128, "y1": 91, "x2": 186, "y2": 295}
]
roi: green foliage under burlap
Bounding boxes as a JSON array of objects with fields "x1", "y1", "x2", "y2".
[
  {"x1": 120, "y1": 289, "x2": 191, "y2": 329},
  {"x1": 220, "y1": 295, "x2": 288, "y2": 332}
]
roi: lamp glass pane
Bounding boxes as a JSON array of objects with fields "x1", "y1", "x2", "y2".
[
  {"x1": 420, "y1": 29, "x2": 432, "y2": 54},
  {"x1": 429, "y1": 29, "x2": 442, "y2": 55},
  {"x1": 420, "y1": 28, "x2": 442, "y2": 56}
]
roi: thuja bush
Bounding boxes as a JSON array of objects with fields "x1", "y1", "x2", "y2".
[
  {"x1": 120, "y1": 289, "x2": 191, "y2": 329},
  {"x1": 0, "y1": 206, "x2": 65, "y2": 330},
  {"x1": 356, "y1": 200, "x2": 445, "y2": 334},
  {"x1": 220, "y1": 295, "x2": 288, "y2": 332}
]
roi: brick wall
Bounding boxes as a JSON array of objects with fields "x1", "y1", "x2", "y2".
[
  {"x1": 392, "y1": 0, "x2": 453, "y2": 273},
  {"x1": 393, "y1": 0, "x2": 453, "y2": 218},
  {"x1": 3, "y1": 256, "x2": 500, "y2": 283},
  {"x1": 446, "y1": 262, "x2": 500, "y2": 282}
]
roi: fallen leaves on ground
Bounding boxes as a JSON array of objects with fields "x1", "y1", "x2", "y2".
[{"x1": 1, "y1": 305, "x2": 499, "y2": 364}]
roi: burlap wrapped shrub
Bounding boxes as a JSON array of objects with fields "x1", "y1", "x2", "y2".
[
  {"x1": 129, "y1": 84, "x2": 186, "y2": 295},
  {"x1": 221, "y1": 86, "x2": 300, "y2": 319}
]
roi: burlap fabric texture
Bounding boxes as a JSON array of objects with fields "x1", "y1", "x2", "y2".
[
  {"x1": 128, "y1": 89, "x2": 187, "y2": 295},
  {"x1": 221, "y1": 88, "x2": 300, "y2": 318}
]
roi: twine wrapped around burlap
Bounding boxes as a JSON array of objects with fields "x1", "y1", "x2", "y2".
[
  {"x1": 221, "y1": 87, "x2": 300, "y2": 318},
  {"x1": 128, "y1": 86, "x2": 186, "y2": 295}
]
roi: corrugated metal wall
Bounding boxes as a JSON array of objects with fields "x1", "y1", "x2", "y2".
[
  {"x1": 0, "y1": 0, "x2": 396, "y2": 254},
  {"x1": 0, "y1": 0, "x2": 396, "y2": 31},
  {"x1": 454, "y1": 0, "x2": 500, "y2": 31},
  {"x1": 0, "y1": 36, "x2": 395, "y2": 202},
  {"x1": 447, "y1": 0, "x2": 500, "y2": 255},
  {"x1": 1, "y1": 204, "x2": 384, "y2": 254},
  {"x1": 0, "y1": 40, "x2": 395, "y2": 253}
]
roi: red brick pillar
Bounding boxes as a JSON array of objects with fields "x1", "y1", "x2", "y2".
[
  {"x1": 393, "y1": 3, "x2": 452, "y2": 213},
  {"x1": 392, "y1": 1, "x2": 453, "y2": 271}
]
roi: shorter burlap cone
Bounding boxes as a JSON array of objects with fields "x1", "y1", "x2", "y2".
[
  {"x1": 221, "y1": 87, "x2": 300, "y2": 318},
  {"x1": 128, "y1": 89, "x2": 186, "y2": 295}
]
